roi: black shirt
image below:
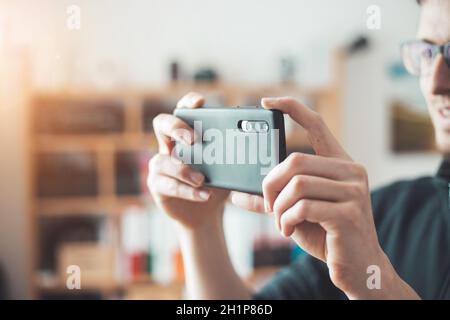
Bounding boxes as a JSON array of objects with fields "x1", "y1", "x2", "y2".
[{"x1": 255, "y1": 160, "x2": 450, "y2": 300}]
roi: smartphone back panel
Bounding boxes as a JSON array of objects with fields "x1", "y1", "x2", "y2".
[{"x1": 174, "y1": 107, "x2": 286, "y2": 194}]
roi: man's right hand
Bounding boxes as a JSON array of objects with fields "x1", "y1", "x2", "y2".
[{"x1": 148, "y1": 92, "x2": 229, "y2": 230}]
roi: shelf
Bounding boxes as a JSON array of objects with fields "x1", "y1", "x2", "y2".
[
  {"x1": 34, "y1": 266, "x2": 280, "y2": 299},
  {"x1": 124, "y1": 282, "x2": 183, "y2": 300},
  {"x1": 34, "y1": 272, "x2": 183, "y2": 299},
  {"x1": 36, "y1": 195, "x2": 150, "y2": 216},
  {"x1": 36, "y1": 197, "x2": 107, "y2": 216},
  {"x1": 34, "y1": 272, "x2": 123, "y2": 296},
  {"x1": 33, "y1": 133, "x2": 158, "y2": 152},
  {"x1": 33, "y1": 130, "x2": 312, "y2": 153}
]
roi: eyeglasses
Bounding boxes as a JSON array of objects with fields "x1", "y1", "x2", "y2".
[{"x1": 400, "y1": 40, "x2": 450, "y2": 76}]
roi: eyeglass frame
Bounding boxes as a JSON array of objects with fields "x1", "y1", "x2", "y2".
[{"x1": 400, "y1": 40, "x2": 450, "y2": 76}]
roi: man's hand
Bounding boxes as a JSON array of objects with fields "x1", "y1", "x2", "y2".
[
  {"x1": 149, "y1": 92, "x2": 252, "y2": 300},
  {"x1": 231, "y1": 97, "x2": 420, "y2": 299},
  {"x1": 149, "y1": 92, "x2": 229, "y2": 230}
]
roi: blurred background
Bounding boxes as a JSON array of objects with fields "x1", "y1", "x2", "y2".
[{"x1": 0, "y1": 0, "x2": 440, "y2": 299}]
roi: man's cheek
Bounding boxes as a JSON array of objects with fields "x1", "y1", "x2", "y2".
[
  {"x1": 420, "y1": 78, "x2": 436, "y2": 119},
  {"x1": 420, "y1": 76, "x2": 430, "y2": 98}
]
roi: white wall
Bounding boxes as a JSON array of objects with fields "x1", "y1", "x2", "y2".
[{"x1": 0, "y1": 0, "x2": 425, "y2": 87}]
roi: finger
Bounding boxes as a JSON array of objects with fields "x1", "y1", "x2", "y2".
[
  {"x1": 271, "y1": 175, "x2": 351, "y2": 216},
  {"x1": 153, "y1": 92, "x2": 205, "y2": 154},
  {"x1": 230, "y1": 191, "x2": 266, "y2": 213},
  {"x1": 149, "y1": 154, "x2": 205, "y2": 187},
  {"x1": 175, "y1": 92, "x2": 206, "y2": 145},
  {"x1": 261, "y1": 97, "x2": 350, "y2": 160},
  {"x1": 262, "y1": 153, "x2": 362, "y2": 212},
  {"x1": 150, "y1": 174, "x2": 210, "y2": 202},
  {"x1": 176, "y1": 92, "x2": 205, "y2": 109},
  {"x1": 153, "y1": 113, "x2": 194, "y2": 154},
  {"x1": 267, "y1": 152, "x2": 362, "y2": 186},
  {"x1": 271, "y1": 174, "x2": 347, "y2": 233},
  {"x1": 279, "y1": 199, "x2": 338, "y2": 237}
]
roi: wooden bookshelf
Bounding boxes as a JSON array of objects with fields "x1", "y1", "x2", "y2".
[{"x1": 27, "y1": 51, "x2": 344, "y2": 298}]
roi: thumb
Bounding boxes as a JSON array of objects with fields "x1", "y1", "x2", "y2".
[{"x1": 262, "y1": 97, "x2": 350, "y2": 160}]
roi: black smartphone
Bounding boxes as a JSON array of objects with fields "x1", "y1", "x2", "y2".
[{"x1": 174, "y1": 106, "x2": 286, "y2": 194}]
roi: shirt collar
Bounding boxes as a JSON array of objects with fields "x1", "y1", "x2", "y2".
[{"x1": 437, "y1": 158, "x2": 450, "y2": 181}]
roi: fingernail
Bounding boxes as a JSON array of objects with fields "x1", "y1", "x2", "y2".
[
  {"x1": 198, "y1": 190, "x2": 210, "y2": 200},
  {"x1": 262, "y1": 97, "x2": 276, "y2": 106},
  {"x1": 190, "y1": 96, "x2": 200, "y2": 105},
  {"x1": 189, "y1": 172, "x2": 204, "y2": 185}
]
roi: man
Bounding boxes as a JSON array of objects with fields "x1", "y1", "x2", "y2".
[{"x1": 148, "y1": 0, "x2": 449, "y2": 299}]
